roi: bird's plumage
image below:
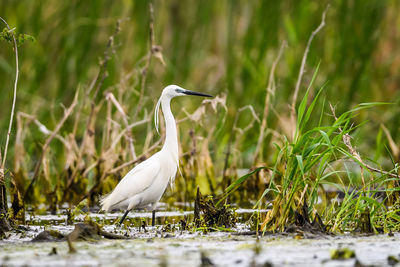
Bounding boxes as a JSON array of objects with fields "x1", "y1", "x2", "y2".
[
  {"x1": 100, "y1": 85, "x2": 211, "y2": 218},
  {"x1": 100, "y1": 151, "x2": 176, "y2": 211}
]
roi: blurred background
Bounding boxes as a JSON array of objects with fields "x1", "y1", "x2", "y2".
[{"x1": 0, "y1": 0, "x2": 399, "y2": 209}]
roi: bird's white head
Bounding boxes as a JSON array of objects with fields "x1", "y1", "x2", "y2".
[
  {"x1": 161, "y1": 84, "x2": 213, "y2": 99},
  {"x1": 155, "y1": 85, "x2": 213, "y2": 133}
]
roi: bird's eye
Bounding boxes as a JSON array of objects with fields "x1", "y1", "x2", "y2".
[{"x1": 175, "y1": 89, "x2": 184, "y2": 94}]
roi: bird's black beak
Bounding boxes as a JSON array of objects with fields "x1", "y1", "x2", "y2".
[{"x1": 183, "y1": 89, "x2": 213, "y2": 98}]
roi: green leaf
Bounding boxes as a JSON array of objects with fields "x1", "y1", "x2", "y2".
[
  {"x1": 216, "y1": 167, "x2": 267, "y2": 206},
  {"x1": 296, "y1": 154, "x2": 305, "y2": 177},
  {"x1": 17, "y1": 33, "x2": 36, "y2": 47},
  {"x1": 296, "y1": 61, "x2": 321, "y2": 135},
  {"x1": 300, "y1": 82, "x2": 326, "y2": 130},
  {"x1": 0, "y1": 28, "x2": 35, "y2": 47}
]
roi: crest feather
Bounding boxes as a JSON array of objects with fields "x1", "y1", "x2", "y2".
[{"x1": 154, "y1": 97, "x2": 162, "y2": 134}]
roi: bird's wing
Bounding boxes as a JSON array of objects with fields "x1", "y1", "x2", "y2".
[{"x1": 101, "y1": 153, "x2": 162, "y2": 211}]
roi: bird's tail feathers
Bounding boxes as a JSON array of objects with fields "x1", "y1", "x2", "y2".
[{"x1": 100, "y1": 192, "x2": 113, "y2": 212}]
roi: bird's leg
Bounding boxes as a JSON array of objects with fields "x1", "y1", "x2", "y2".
[
  {"x1": 119, "y1": 210, "x2": 130, "y2": 225},
  {"x1": 141, "y1": 219, "x2": 147, "y2": 232},
  {"x1": 152, "y1": 210, "x2": 156, "y2": 227}
]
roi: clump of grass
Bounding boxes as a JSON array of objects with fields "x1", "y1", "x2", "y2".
[
  {"x1": 217, "y1": 4, "x2": 400, "y2": 233},
  {"x1": 221, "y1": 65, "x2": 399, "y2": 233}
]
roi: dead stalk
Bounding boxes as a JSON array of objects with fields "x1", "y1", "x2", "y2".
[
  {"x1": 105, "y1": 96, "x2": 112, "y2": 146},
  {"x1": 0, "y1": 17, "x2": 19, "y2": 216},
  {"x1": 17, "y1": 112, "x2": 68, "y2": 146},
  {"x1": 290, "y1": 7, "x2": 328, "y2": 139},
  {"x1": 64, "y1": 102, "x2": 102, "y2": 191},
  {"x1": 381, "y1": 124, "x2": 399, "y2": 159},
  {"x1": 24, "y1": 90, "x2": 79, "y2": 200},
  {"x1": 298, "y1": 184, "x2": 309, "y2": 207},
  {"x1": 134, "y1": 3, "x2": 164, "y2": 119},
  {"x1": 81, "y1": 117, "x2": 151, "y2": 177},
  {"x1": 223, "y1": 105, "x2": 260, "y2": 180},
  {"x1": 253, "y1": 41, "x2": 287, "y2": 164},
  {"x1": 106, "y1": 92, "x2": 136, "y2": 159},
  {"x1": 233, "y1": 105, "x2": 260, "y2": 135},
  {"x1": 92, "y1": 20, "x2": 121, "y2": 100},
  {"x1": 64, "y1": 21, "x2": 122, "y2": 195},
  {"x1": 0, "y1": 18, "x2": 19, "y2": 171},
  {"x1": 330, "y1": 104, "x2": 399, "y2": 184},
  {"x1": 106, "y1": 138, "x2": 162, "y2": 175},
  {"x1": 109, "y1": 118, "x2": 150, "y2": 150}
]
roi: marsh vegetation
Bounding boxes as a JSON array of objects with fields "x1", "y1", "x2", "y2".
[{"x1": 1, "y1": 1, "x2": 400, "y2": 266}]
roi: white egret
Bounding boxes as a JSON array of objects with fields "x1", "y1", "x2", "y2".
[{"x1": 100, "y1": 85, "x2": 212, "y2": 226}]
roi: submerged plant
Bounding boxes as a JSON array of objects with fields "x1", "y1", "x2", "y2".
[{"x1": 194, "y1": 187, "x2": 236, "y2": 229}]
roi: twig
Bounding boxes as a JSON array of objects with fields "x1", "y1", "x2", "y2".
[
  {"x1": 298, "y1": 184, "x2": 309, "y2": 206},
  {"x1": 330, "y1": 104, "x2": 399, "y2": 181},
  {"x1": 105, "y1": 95, "x2": 112, "y2": 146},
  {"x1": 133, "y1": 3, "x2": 161, "y2": 120},
  {"x1": 91, "y1": 20, "x2": 121, "y2": 100},
  {"x1": 0, "y1": 17, "x2": 19, "y2": 214},
  {"x1": 233, "y1": 105, "x2": 260, "y2": 134},
  {"x1": 17, "y1": 112, "x2": 69, "y2": 146},
  {"x1": 24, "y1": 90, "x2": 79, "y2": 200},
  {"x1": 0, "y1": 18, "x2": 19, "y2": 174},
  {"x1": 64, "y1": 21, "x2": 123, "y2": 196},
  {"x1": 223, "y1": 105, "x2": 260, "y2": 181},
  {"x1": 106, "y1": 92, "x2": 136, "y2": 159},
  {"x1": 64, "y1": 101, "x2": 103, "y2": 192},
  {"x1": 253, "y1": 41, "x2": 287, "y2": 164},
  {"x1": 106, "y1": 138, "x2": 162, "y2": 175},
  {"x1": 290, "y1": 7, "x2": 328, "y2": 139},
  {"x1": 81, "y1": 117, "x2": 150, "y2": 177},
  {"x1": 329, "y1": 104, "x2": 366, "y2": 186},
  {"x1": 76, "y1": 19, "x2": 122, "y2": 151},
  {"x1": 381, "y1": 124, "x2": 399, "y2": 159},
  {"x1": 108, "y1": 117, "x2": 150, "y2": 150}
]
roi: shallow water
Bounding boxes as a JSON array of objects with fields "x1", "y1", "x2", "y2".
[{"x1": 1, "y1": 210, "x2": 400, "y2": 267}]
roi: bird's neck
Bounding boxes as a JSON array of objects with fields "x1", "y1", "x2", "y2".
[{"x1": 160, "y1": 98, "x2": 179, "y2": 162}]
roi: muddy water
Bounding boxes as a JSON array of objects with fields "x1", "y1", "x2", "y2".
[{"x1": 1, "y1": 210, "x2": 399, "y2": 267}]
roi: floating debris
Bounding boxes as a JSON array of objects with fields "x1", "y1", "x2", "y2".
[
  {"x1": 194, "y1": 187, "x2": 236, "y2": 229},
  {"x1": 68, "y1": 220, "x2": 128, "y2": 241},
  {"x1": 200, "y1": 251, "x2": 214, "y2": 267},
  {"x1": 68, "y1": 223, "x2": 102, "y2": 242},
  {"x1": 31, "y1": 230, "x2": 65, "y2": 242},
  {"x1": 330, "y1": 248, "x2": 356, "y2": 260},
  {"x1": 388, "y1": 255, "x2": 400, "y2": 266},
  {"x1": 48, "y1": 247, "x2": 57, "y2": 255}
]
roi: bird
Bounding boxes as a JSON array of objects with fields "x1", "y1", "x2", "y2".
[{"x1": 100, "y1": 85, "x2": 212, "y2": 226}]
